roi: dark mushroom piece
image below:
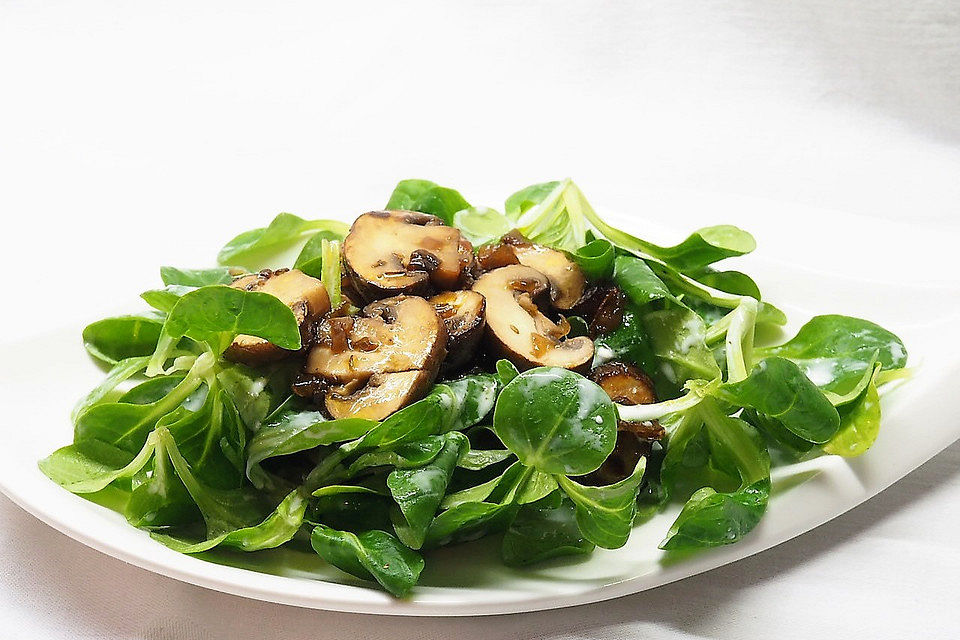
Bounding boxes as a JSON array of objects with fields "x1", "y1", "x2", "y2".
[
  {"x1": 572, "y1": 284, "x2": 627, "y2": 337},
  {"x1": 300, "y1": 295, "x2": 446, "y2": 421},
  {"x1": 471, "y1": 265, "x2": 593, "y2": 372},
  {"x1": 305, "y1": 295, "x2": 447, "y2": 382},
  {"x1": 324, "y1": 369, "x2": 436, "y2": 420},
  {"x1": 582, "y1": 361, "x2": 665, "y2": 485},
  {"x1": 429, "y1": 290, "x2": 486, "y2": 372},
  {"x1": 223, "y1": 268, "x2": 330, "y2": 366},
  {"x1": 341, "y1": 210, "x2": 474, "y2": 303},
  {"x1": 479, "y1": 231, "x2": 587, "y2": 310}
]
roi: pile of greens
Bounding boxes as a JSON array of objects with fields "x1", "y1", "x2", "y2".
[{"x1": 41, "y1": 179, "x2": 908, "y2": 597}]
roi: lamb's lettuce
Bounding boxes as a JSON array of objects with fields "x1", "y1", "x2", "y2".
[
  {"x1": 41, "y1": 177, "x2": 910, "y2": 597},
  {"x1": 217, "y1": 213, "x2": 347, "y2": 270}
]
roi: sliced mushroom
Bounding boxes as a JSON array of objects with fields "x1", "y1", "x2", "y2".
[
  {"x1": 223, "y1": 268, "x2": 330, "y2": 366},
  {"x1": 572, "y1": 284, "x2": 627, "y2": 337},
  {"x1": 324, "y1": 369, "x2": 436, "y2": 421},
  {"x1": 590, "y1": 361, "x2": 658, "y2": 406},
  {"x1": 429, "y1": 290, "x2": 486, "y2": 372},
  {"x1": 472, "y1": 265, "x2": 593, "y2": 372},
  {"x1": 482, "y1": 231, "x2": 586, "y2": 310},
  {"x1": 342, "y1": 210, "x2": 475, "y2": 302},
  {"x1": 581, "y1": 361, "x2": 664, "y2": 485},
  {"x1": 305, "y1": 295, "x2": 447, "y2": 383}
]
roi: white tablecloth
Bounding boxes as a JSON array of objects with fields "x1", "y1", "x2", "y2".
[{"x1": 2, "y1": 2, "x2": 958, "y2": 637}]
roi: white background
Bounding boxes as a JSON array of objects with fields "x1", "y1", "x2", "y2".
[{"x1": 1, "y1": 1, "x2": 959, "y2": 638}]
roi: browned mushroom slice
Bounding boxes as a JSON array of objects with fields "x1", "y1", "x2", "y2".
[
  {"x1": 481, "y1": 232, "x2": 586, "y2": 310},
  {"x1": 223, "y1": 268, "x2": 330, "y2": 366},
  {"x1": 472, "y1": 265, "x2": 593, "y2": 372},
  {"x1": 572, "y1": 284, "x2": 627, "y2": 337},
  {"x1": 324, "y1": 369, "x2": 436, "y2": 421},
  {"x1": 342, "y1": 210, "x2": 475, "y2": 302},
  {"x1": 429, "y1": 290, "x2": 486, "y2": 371},
  {"x1": 590, "y1": 361, "x2": 658, "y2": 406},
  {"x1": 305, "y1": 295, "x2": 447, "y2": 383},
  {"x1": 581, "y1": 361, "x2": 664, "y2": 485}
]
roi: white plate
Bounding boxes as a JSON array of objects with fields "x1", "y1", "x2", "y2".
[{"x1": 1, "y1": 203, "x2": 958, "y2": 616}]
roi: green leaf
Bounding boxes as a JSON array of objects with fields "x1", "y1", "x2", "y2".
[
  {"x1": 310, "y1": 526, "x2": 425, "y2": 597},
  {"x1": 823, "y1": 365, "x2": 882, "y2": 457},
  {"x1": 659, "y1": 397, "x2": 771, "y2": 550},
  {"x1": 311, "y1": 490, "x2": 393, "y2": 533},
  {"x1": 643, "y1": 226, "x2": 756, "y2": 272},
  {"x1": 458, "y1": 448, "x2": 514, "y2": 471},
  {"x1": 613, "y1": 255, "x2": 673, "y2": 307},
  {"x1": 643, "y1": 307, "x2": 722, "y2": 384},
  {"x1": 126, "y1": 432, "x2": 198, "y2": 529},
  {"x1": 293, "y1": 230, "x2": 345, "y2": 279},
  {"x1": 155, "y1": 427, "x2": 268, "y2": 538},
  {"x1": 82, "y1": 312, "x2": 165, "y2": 364},
  {"x1": 385, "y1": 179, "x2": 438, "y2": 210},
  {"x1": 453, "y1": 206, "x2": 513, "y2": 246},
  {"x1": 217, "y1": 213, "x2": 348, "y2": 270},
  {"x1": 716, "y1": 357, "x2": 840, "y2": 444},
  {"x1": 161, "y1": 389, "x2": 246, "y2": 489},
  {"x1": 319, "y1": 239, "x2": 342, "y2": 307},
  {"x1": 505, "y1": 181, "x2": 561, "y2": 219},
  {"x1": 501, "y1": 492, "x2": 595, "y2": 566},
  {"x1": 154, "y1": 488, "x2": 309, "y2": 553},
  {"x1": 74, "y1": 357, "x2": 209, "y2": 452},
  {"x1": 141, "y1": 285, "x2": 195, "y2": 313},
  {"x1": 686, "y1": 269, "x2": 787, "y2": 328},
  {"x1": 660, "y1": 479, "x2": 769, "y2": 551},
  {"x1": 70, "y1": 356, "x2": 150, "y2": 422},
  {"x1": 216, "y1": 362, "x2": 295, "y2": 430},
  {"x1": 160, "y1": 266, "x2": 236, "y2": 287},
  {"x1": 39, "y1": 431, "x2": 159, "y2": 493},
  {"x1": 555, "y1": 458, "x2": 646, "y2": 549},
  {"x1": 493, "y1": 367, "x2": 617, "y2": 475},
  {"x1": 495, "y1": 359, "x2": 519, "y2": 385},
  {"x1": 573, "y1": 239, "x2": 616, "y2": 281},
  {"x1": 388, "y1": 432, "x2": 468, "y2": 548},
  {"x1": 347, "y1": 436, "x2": 445, "y2": 475},
  {"x1": 348, "y1": 389, "x2": 452, "y2": 453},
  {"x1": 441, "y1": 374, "x2": 500, "y2": 432},
  {"x1": 440, "y1": 461, "x2": 524, "y2": 509},
  {"x1": 246, "y1": 407, "x2": 376, "y2": 486},
  {"x1": 423, "y1": 501, "x2": 518, "y2": 549},
  {"x1": 385, "y1": 179, "x2": 471, "y2": 226},
  {"x1": 755, "y1": 315, "x2": 907, "y2": 394},
  {"x1": 509, "y1": 181, "x2": 588, "y2": 252},
  {"x1": 149, "y1": 285, "x2": 302, "y2": 372}
]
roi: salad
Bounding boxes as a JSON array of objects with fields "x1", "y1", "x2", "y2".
[{"x1": 40, "y1": 179, "x2": 909, "y2": 597}]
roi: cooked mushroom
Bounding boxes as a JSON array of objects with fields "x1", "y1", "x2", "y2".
[
  {"x1": 590, "y1": 361, "x2": 658, "y2": 406},
  {"x1": 471, "y1": 265, "x2": 593, "y2": 372},
  {"x1": 341, "y1": 210, "x2": 475, "y2": 302},
  {"x1": 223, "y1": 268, "x2": 330, "y2": 366},
  {"x1": 581, "y1": 361, "x2": 665, "y2": 485},
  {"x1": 429, "y1": 290, "x2": 486, "y2": 372},
  {"x1": 305, "y1": 295, "x2": 447, "y2": 383},
  {"x1": 572, "y1": 284, "x2": 627, "y2": 337},
  {"x1": 324, "y1": 369, "x2": 436, "y2": 421},
  {"x1": 481, "y1": 231, "x2": 586, "y2": 310}
]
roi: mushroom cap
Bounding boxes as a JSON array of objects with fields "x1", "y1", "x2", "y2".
[
  {"x1": 324, "y1": 369, "x2": 437, "y2": 421},
  {"x1": 305, "y1": 295, "x2": 447, "y2": 383},
  {"x1": 223, "y1": 268, "x2": 330, "y2": 366},
  {"x1": 582, "y1": 361, "x2": 664, "y2": 486},
  {"x1": 590, "y1": 361, "x2": 658, "y2": 406},
  {"x1": 471, "y1": 264, "x2": 593, "y2": 372},
  {"x1": 430, "y1": 290, "x2": 486, "y2": 371},
  {"x1": 479, "y1": 232, "x2": 587, "y2": 310},
  {"x1": 342, "y1": 210, "x2": 474, "y2": 302}
]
